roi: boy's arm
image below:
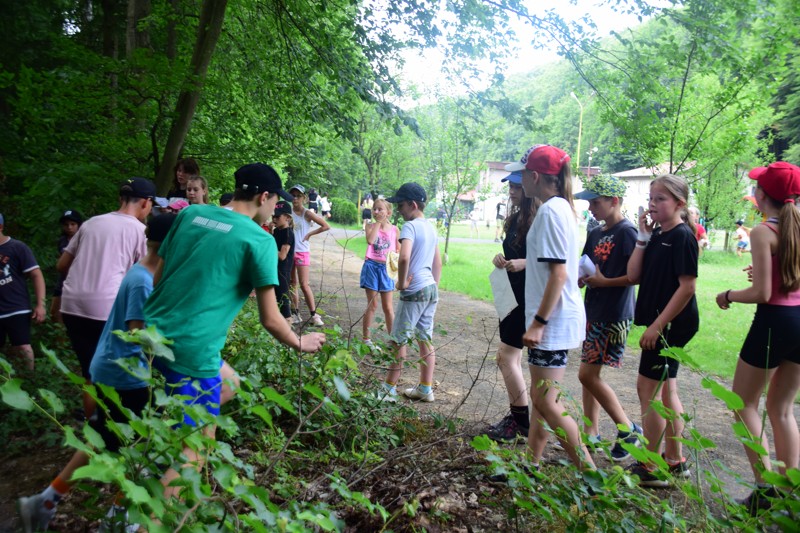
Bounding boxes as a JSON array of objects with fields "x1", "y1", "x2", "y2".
[
  {"x1": 28, "y1": 268, "x2": 46, "y2": 323},
  {"x1": 432, "y1": 243, "x2": 442, "y2": 284},
  {"x1": 256, "y1": 286, "x2": 325, "y2": 353},
  {"x1": 396, "y1": 239, "x2": 412, "y2": 290},
  {"x1": 584, "y1": 271, "x2": 635, "y2": 288},
  {"x1": 56, "y1": 251, "x2": 74, "y2": 275}
]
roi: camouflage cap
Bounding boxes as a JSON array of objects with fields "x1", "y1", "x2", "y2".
[{"x1": 575, "y1": 175, "x2": 627, "y2": 200}]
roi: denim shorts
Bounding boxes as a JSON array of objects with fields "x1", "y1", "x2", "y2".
[
  {"x1": 360, "y1": 259, "x2": 395, "y2": 292},
  {"x1": 392, "y1": 284, "x2": 438, "y2": 344}
]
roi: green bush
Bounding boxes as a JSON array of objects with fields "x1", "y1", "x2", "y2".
[{"x1": 330, "y1": 197, "x2": 358, "y2": 225}]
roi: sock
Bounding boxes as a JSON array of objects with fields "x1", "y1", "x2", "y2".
[
  {"x1": 510, "y1": 405, "x2": 529, "y2": 427},
  {"x1": 417, "y1": 383, "x2": 432, "y2": 394},
  {"x1": 42, "y1": 476, "x2": 70, "y2": 505},
  {"x1": 381, "y1": 382, "x2": 397, "y2": 394}
]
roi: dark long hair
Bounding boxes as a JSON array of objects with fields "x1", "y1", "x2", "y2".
[{"x1": 504, "y1": 194, "x2": 539, "y2": 249}]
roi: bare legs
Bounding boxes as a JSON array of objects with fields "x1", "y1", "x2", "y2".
[
  {"x1": 637, "y1": 375, "x2": 684, "y2": 461},
  {"x1": 579, "y1": 363, "x2": 632, "y2": 436},
  {"x1": 384, "y1": 340, "x2": 435, "y2": 387},
  {"x1": 527, "y1": 366, "x2": 594, "y2": 470},
  {"x1": 363, "y1": 289, "x2": 394, "y2": 341},
  {"x1": 496, "y1": 342, "x2": 527, "y2": 407},
  {"x1": 732, "y1": 358, "x2": 800, "y2": 482},
  {"x1": 9, "y1": 344, "x2": 35, "y2": 371},
  {"x1": 291, "y1": 264, "x2": 316, "y2": 315}
]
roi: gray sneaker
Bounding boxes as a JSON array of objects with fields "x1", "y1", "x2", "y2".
[
  {"x1": 17, "y1": 494, "x2": 55, "y2": 533},
  {"x1": 610, "y1": 423, "x2": 643, "y2": 462}
]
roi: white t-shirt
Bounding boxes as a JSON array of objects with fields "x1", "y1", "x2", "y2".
[
  {"x1": 399, "y1": 218, "x2": 437, "y2": 294},
  {"x1": 292, "y1": 208, "x2": 313, "y2": 254},
  {"x1": 524, "y1": 197, "x2": 585, "y2": 351},
  {"x1": 61, "y1": 211, "x2": 147, "y2": 320}
]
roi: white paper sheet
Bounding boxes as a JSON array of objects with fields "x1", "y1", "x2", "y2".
[
  {"x1": 489, "y1": 268, "x2": 518, "y2": 320},
  {"x1": 579, "y1": 254, "x2": 596, "y2": 278}
]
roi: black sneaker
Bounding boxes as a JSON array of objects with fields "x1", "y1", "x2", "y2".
[
  {"x1": 486, "y1": 414, "x2": 529, "y2": 443},
  {"x1": 626, "y1": 461, "x2": 669, "y2": 488},
  {"x1": 610, "y1": 423, "x2": 643, "y2": 462},
  {"x1": 738, "y1": 486, "x2": 779, "y2": 516},
  {"x1": 661, "y1": 453, "x2": 690, "y2": 478}
]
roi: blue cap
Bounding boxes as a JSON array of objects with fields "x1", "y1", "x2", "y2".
[{"x1": 501, "y1": 171, "x2": 523, "y2": 184}]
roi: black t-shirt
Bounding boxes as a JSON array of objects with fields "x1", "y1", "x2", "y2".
[
  {"x1": 634, "y1": 223, "x2": 699, "y2": 331},
  {"x1": 0, "y1": 238, "x2": 39, "y2": 317},
  {"x1": 273, "y1": 227, "x2": 295, "y2": 280},
  {"x1": 582, "y1": 219, "x2": 636, "y2": 322},
  {"x1": 501, "y1": 214, "x2": 526, "y2": 306}
]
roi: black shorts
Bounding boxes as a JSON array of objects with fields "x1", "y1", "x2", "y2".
[
  {"x1": 62, "y1": 313, "x2": 106, "y2": 379},
  {"x1": 0, "y1": 313, "x2": 32, "y2": 347},
  {"x1": 89, "y1": 386, "x2": 151, "y2": 452},
  {"x1": 499, "y1": 305, "x2": 526, "y2": 349},
  {"x1": 638, "y1": 323, "x2": 697, "y2": 380},
  {"x1": 362, "y1": 208, "x2": 372, "y2": 220},
  {"x1": 740, "y1": 304, "x2": 800, "y2": 368}
]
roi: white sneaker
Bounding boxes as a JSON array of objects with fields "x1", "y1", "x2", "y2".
[
  {"x1": 364, "y1": 339, "x2": 382, "y2": 353},
  {"x1": 375, "y1": 388, "x2": 398, "y2": 402},
  {"x1": 17, "y1": 494, "x2": 55, "y2": 533},
  {"x1": 292, "y1": 312, "x2": 302, "y2": 324},
  {"x1": 403, "y1": 386, "x2": 435, "y2": 402},
  {"x1": 311, "y1": 314, "x2": 324, "y2": 326}
]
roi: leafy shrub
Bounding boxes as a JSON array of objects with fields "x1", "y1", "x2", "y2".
[{"x1": 329, "y1": 197, "x2": 358, "y2": 225}]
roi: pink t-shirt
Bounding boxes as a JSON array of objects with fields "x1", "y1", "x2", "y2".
[
  {"x1": 61, "y1": 212, "x2": 147, "y2": 320},
  {"x1": 763, "y1": 221, "x2": 800, "y2": 306},
  {"x1": 365, "y1": 225, "x2": 397, "y2": 262}
]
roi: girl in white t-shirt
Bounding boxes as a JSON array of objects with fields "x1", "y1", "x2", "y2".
[
  {"x1": 510, "y1": 144, "x2": 594, "y2": 471},
  {"x1": 289, "y1": 185, "x2": 330, "y2": 326}
]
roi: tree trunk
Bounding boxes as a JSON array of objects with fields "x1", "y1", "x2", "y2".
[
  {"x1": 126, "y1": 0, "x2": 151, "y2": 57},
  {"x1": 155, "y1": 0, "x2": 228, "y2": 194}
]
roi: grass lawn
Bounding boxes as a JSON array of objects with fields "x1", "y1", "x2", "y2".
[{"x1": 338, "y1": 234, "x2": 755, "y2": 381}]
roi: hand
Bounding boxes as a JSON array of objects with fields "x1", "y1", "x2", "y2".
[
  {"x1": 582, "y1": 264, "x2": 606, "y2": 288},
  {"x1": 492, "y1": 253, "x2": 507, "y2": 269},
  {"x1": 638, "y1": 209, "x2": 655, "y2": 235},
  {"x1": 522, "y1": 322, "x2": 545, "y2": 348},
  {"x1": 716, "y1": 291, "x2": 731, "y2": 310},
  {"x1": 396, "y1": 273, "x2": 413, "y2": 291},
  {"x1": 639, "y1": 324, "x2": 661, "y2": 351},
  {"x1": 299, "y1": 332, "x2": 326, "y2": 353},
  {"x1": 743, "y1": 265, "x2": 753, "y2": 283},
  {"x1": 505, "y1": 259, "x2": 525, "y2": 273},
  {"x1": 32, "y1": 305, "x2": 46, "y2": 323},
  {"x1": 303, "y1": 235, "x2": 310, "y2": 242},
  {"x1": 49, "y1": 298, "x2": 61, "y2": 322}
]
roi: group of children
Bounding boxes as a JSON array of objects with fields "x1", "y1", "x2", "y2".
[{"x1": 4, "y1": 152, "x2": 799, "y2": 527}]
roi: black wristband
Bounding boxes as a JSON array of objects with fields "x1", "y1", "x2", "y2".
[
  {"x1": 725, "y1": 289, "x2": 732, "y2": 304},
  {"x1": 534, "y1": 314, "x2": 549, "y2": 325}
]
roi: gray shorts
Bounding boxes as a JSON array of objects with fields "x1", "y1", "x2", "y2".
[{"x1": 392, "y1": 284, "x2": 438, "y2": 344}]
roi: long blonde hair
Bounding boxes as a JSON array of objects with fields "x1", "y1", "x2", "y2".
[
  {"x1": 761, "y1": 191, "x2": 800, "y2": 293},
  {"x1": 372, "y1": 198, "x2": 392, "y2": 218},
  {"x1": 539, "y1": 163, "x2": 574, "y2": 212}
]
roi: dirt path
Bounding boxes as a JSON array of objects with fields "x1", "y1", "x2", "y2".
[{"x1": 312, "y1": 227, "x2": 799, "y2": 501}]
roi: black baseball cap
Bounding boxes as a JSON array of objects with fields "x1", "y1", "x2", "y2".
[
  {"x1": 387, "y1": 182, "x2": 427, "y2": 203},
  {"x1": 219, "y1": 192, "x2": 234, "y2": 205},
  {"x1": 273, "y1": 201, "x2": 292, "y2": 216},
  {"x1": 234, "y1": 163, "x2": 293, "y2": 201},
  {"x1": 59, "y1": 209, "x2": 84, "y2": 224},
  {"x1": 120, "y1": 177, "x2": 157, "y2": 199}
]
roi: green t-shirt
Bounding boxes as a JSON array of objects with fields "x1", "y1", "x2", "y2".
[{"x1": 144, "y1": 205, "x2": 278, "y2": 377}]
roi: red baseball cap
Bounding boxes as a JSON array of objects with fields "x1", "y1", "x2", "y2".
[
  {"x1": 505, "y1": 144, "x2": 571, "y2": 175},
  {"x1": 748, "y1": 161, "x2": 800, "y2": 203}
]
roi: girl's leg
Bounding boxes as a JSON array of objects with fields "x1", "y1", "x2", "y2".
[
  {"x1": 418, "y1": 340, "x2": 435, "y2": 385},
  {"x1": 579, "y1": 363, "x2": 632, "y2": 433},
  {"x1": 637, "y1": 375, "x2": 666, "y2": 455},
  {"x1": 290, "y1": 265, "x2": 300, "y2": 312},
  {"x1": 497, "y1": 342, "x2": 527, "y2": 407},
  {"x1": 220, "y1": 361, "x2": 240, "y2": 405},
  {"x1": 363, "y1": 288, "x2": 379, "y2": 340},
  {"x1": 732, "y1": 358, "x2": 774, "y2": 481},
  {"x1": 661, "y1": 377, "x2": 684, "y2": 461},
  {"x1": 766, "y1": 361, "x2": 800, "y2": 475},
  {"x1": 384, "y1": 342, "x2": 406, "y2": 386},
  {"x1": 528, "y1": 366, "x2": 594, "y2": 469},
  {"x1": 379, "y1": 291, "x2": 395, "y2": 335},
  {"x1": 297, "y1": 264, "x2": 316, "y2": 313}
]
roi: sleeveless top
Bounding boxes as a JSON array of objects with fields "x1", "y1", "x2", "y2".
[
  {"x1": 292, "y1": 209, "x2": 313, "y2": 254},
  {"x1": 365, "y1": 225, "x2": 398, "y2": 262},
  {"x1": 762, "y1": 217, "x2": 800, "y2": 306}
]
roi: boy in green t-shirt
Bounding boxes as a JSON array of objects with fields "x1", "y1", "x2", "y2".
[{"x1": 144, "y1": 163, "x2": 326, "y2": 499}]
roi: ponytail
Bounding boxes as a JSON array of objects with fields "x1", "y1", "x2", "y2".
[{"x1": 777, "y1": 199, "x2": 800, "y2": 293}]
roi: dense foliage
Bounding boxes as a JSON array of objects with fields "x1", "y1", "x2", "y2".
[{"x1": 329, "y1": 197, "x2": 358, "y2": 226}]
